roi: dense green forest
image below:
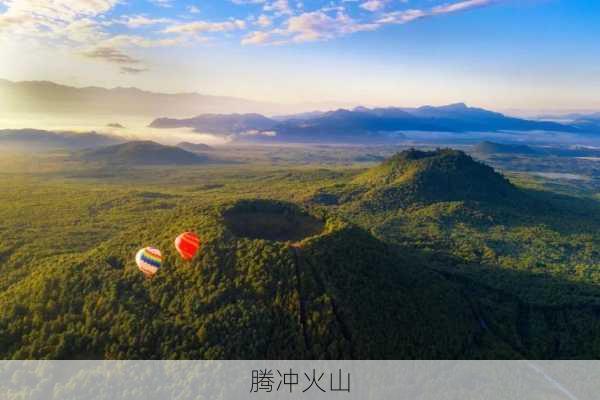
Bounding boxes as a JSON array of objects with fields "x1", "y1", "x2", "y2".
[{"x1": 2, "y1": 147, "x2": 600, "y2": 359}]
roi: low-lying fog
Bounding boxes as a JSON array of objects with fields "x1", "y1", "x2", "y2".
[
  {"x1": 4, "y1": 111, "x2": 600, "y2": 149},
  {"x1": 0, "y1": 112, "x2": 228, "y2": 146}
]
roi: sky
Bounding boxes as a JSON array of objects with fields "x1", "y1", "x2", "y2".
[{"x1": 0, "y1": 0, "x2": 599, "y2": 111}]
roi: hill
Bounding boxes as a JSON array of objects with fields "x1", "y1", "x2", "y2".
[
  {"x1": 473, "y1": 141, "x2": 537, "y2": 155},
  {"x1": 0, "y1": 198, "x2": 512, "y2": 359},
  {"x1": 346, "y1": 149, "x2": 521, "y2": 210},
  {"x1": 80, "y1": 141, "x2": 208, "y2": 165},
  {"x1": 0, "y1": 129, "x2": 122, "y2": 151}
]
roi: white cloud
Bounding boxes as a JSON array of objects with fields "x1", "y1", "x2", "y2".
[
  {"x1": 231, "y1": 0, "x2": 266, "y2": 4},
  {"x1": 377, "y1": 0, "x2": 502, "y2": 25},
  {"x1": 164, "y1": 19, "x2": 246, "y2": 34},
  {"x1": 243, "y1": 10, "x2": 379, "y2": 45},
  {"x1": 360, "y1": 0, "x2": 387, "y2": 12},
  {"x1": 242, "y1": 30, "x2": 282, "y2": 45},
  {"x1": 377, "y1": 9, "x2": 427, "y2": 24},
  {"x1": 0, "y1": 0, "x2": 118, "y2": 42},
  {"x1": 0, "y1": 0, "x2": 509, "y2": 54},
  {"x1": 256, "y1": 14, "x2": 272, "y2": 27},
  {"x1": 102, "y1": 34, "x2": 182, "y2": 48},
  {"x1": 241, "y1": 0, "x2": 506, "y2": 46},
  {"x1": 122, "y1": 15, "x2": 171, "y2": 28},
  {"x1": 239, "y1": 129, "x2": 277, "y2": 137},
  {"x1": 432, "y1": 0, "x2": 500, "y2": 14},
  {"x1": 149, "y1": 0, "x2": 173, "y2": 8},
  {"x1": 263, "y1": 0, "x2": 292, "y2": 16}
]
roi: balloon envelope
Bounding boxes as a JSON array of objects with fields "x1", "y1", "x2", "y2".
[
  {"x1": 136, "y1": 247, "x2": 162, "y2": 276},
  {"x1": 175, "y1": 232, "x2": 201, "y2": 261}
]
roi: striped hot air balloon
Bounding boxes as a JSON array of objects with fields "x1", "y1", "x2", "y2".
[
  {"x1": 135, "y1": 247, "x2": 162, "y2": 277},
  {"x1": 175, "y1": 232, "x2": 201, "y2": 261}
]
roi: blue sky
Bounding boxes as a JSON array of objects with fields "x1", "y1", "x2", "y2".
[{"x1": 0, "y1": 0, "x2": 599, "y2": 111}]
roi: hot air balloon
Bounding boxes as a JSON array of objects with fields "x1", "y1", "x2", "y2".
[
  {"x1": 175, "y1": 232, "x2": 201, "y2": 261},
  {"x1": 136, "y1": 247, "x2": 162, "y2": 277}
]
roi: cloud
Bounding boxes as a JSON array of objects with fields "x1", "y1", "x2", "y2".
[
  {"x1": 239, "y1": 129, "x2": 277, "y2": 137},
  {"x1": 121, "y1": 15, "x2": 171, "y2": 28},
  {"x1": 377, "y1": 0, "x2": 502, "y2": 25},
  {"x1": 286, "y1": 11, "x2": 350, "y2": 42},
  {"x1": 360, "y1": 0, "x2": 387, "y2": 12},
  {"x1": 83, "y1": 46, "x2": 141, "y2": 65},
  {"x1": 102, "y1": 34, "x2": 182, "y2": 48},
  {"x1": 256, "y1": 14, "x2": 272, "y2": 27},
  {"x1": 377, "y1": 9, "x2": 427, "y2": 24},
  {"x1": 149, "y1": 0, "x2": 173, "y2": 8},
  {"x1": 432, "y1": 0, "x2": 500, "y2": 14},
  {"x1": 120, "y1": 66, "x2": 148, "y2": 74},
  {"x1": 231, "y1": 0, "x2": 266, "y2": 4},
  {"x1": 263, "y1": 0, "x2": 292, "y2": 15},
  {"x1": 241, "y1": 0, "x2": 506, "y2": 46},
  {"x1": 0, "y1": 0, "x2": 118, "y2": 43},
  {"x1": 0, "y1": 0, "x2": 509, "y2": 55},
  {"x1": 187, "y1": 5, "x2": 200, "y2": 14},
  {"x1": 242, "y1": 30, "x2": 283, "y2": 45},
  {"x1": 163, "y1": 19, "x2": 246, "y2": 34},
  {"x1": 243, "y1": 10, "x2": 378, "y2": 45}
]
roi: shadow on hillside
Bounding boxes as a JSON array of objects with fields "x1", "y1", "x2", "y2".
[
  {"x1": 503, "y1": 187, "x2": 600, "y2": 234},
  {"x1": 387, "y1": 237, "x2": 600, "y2": 359}
]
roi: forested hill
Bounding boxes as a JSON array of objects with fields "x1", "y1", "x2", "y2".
[
  {"x1": 311, "y1": 148, "x2": 526, "y2": 211},
  {"x1": 79, "y1": 141, "x2": 209, "y2": 165},
  {"x1": 0, "y1": 199, "x2": 504, "y2": 359}
]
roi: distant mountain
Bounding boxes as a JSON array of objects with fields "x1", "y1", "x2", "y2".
[
  {"x1": 473, "y1": 141, "x2": 537, "y2": 155},
  {"x1": 0, "y1": 129, "x2": 122, "y2": 151},
  {"x1": 150, "y1": 113, "x2": 277, "y2": 134},
  {"x1": 535, "y1": 112, "x2": 600, "y2": 132},
  {"x1": 571, "y1": 114, "x2": 600, "y2": 132},
  {"x1": 539, "y1": 112, "x2": 600, "y2": 121},
  {"x1": 149, "y1": 103, "x2": 580, "y2": 144},
  {"x1": 176, "y1": 142, "x2": 213, "y2": 152},
  {"x1": 0, "y1": 79, "x2": 335, "y2": 117},
  {"x1": 80, "y1": 141, "x2": 208, "y2": 165},
  {"x1": 290, "y1": 103, "x2": 579, "y2": 134},
  {"x1": 271, "y1": 110, "x2": 327, "y2": 121}
]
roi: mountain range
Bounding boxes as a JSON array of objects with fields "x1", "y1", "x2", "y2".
[
  {"x1": 150, "y1": 103, "x2": 581, "y2": 144},
  {"x1": 0, "y1": 79, "x2": 351, "y2": 117}
]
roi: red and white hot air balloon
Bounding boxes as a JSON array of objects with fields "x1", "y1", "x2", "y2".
[{"x1": 174, "y1": 232, "x2": 201, "y2": 261}]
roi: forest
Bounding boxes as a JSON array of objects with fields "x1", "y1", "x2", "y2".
[{"x1": 2, "y1": 146, "x2": 600, "y2": 359}]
